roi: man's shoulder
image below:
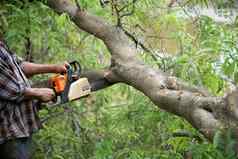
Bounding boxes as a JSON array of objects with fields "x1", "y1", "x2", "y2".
[
  {"x1": 0, "y1": 41, "x2": 7, "y2": 49},
  {"x1": 0, "y1": 41, "x2": 12, "y2": 61},
  {"x1": 0, "y1": 40, "x2": 5, "y2": 46}
]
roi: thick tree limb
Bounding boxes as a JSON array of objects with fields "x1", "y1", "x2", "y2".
[{"x1": 45, "y1": 0, "x2": 238, "y2": 152}]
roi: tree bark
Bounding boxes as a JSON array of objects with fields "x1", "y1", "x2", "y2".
[{"x1": 45, "y1": 0, "x2": 238, "y2": 154}]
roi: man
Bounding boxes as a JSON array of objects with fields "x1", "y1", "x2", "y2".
[{"x1": 0, "y1": 35, "x2": 67, "y2": 159}]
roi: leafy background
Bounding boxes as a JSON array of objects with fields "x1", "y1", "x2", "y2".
[{"x1": 0, "y1": 0, "x2": 238, "y2": 158}]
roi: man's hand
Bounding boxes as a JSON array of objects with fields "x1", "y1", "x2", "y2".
[
  {"x1": 54, "y1": 62, "x2": 68, "y2": 74},
  {"x1": 36, "y1": 88, "x2": 56, "y2": 102},
  {"x1": 24, "y1": 88, "x2": 56, "y2": 102}
]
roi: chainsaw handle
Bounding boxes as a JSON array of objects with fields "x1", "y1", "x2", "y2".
[{"x1": 69, "y1": 61, "x2": 81, "y2": 78}]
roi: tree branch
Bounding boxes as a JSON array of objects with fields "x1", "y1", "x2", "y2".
[
  {"x1": 45, "y1": 0, "x2": 238, "y2": 149},
  {"x1": 33, "y1": 69, "x2": 118, "y2": 92}
]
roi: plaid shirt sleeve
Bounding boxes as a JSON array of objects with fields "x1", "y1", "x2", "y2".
[
  {"x1": 13, "y1": 54, "x2": 23, "y2": 65},
  {"x1": 0, "y1": 48, "x2": 26, "y2": 103}
]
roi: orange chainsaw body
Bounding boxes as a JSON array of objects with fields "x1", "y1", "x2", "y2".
[
  {"x1": 48, "y1": 61, "x2": 91, "y2": 104},
  {"x1": 50, "y1": 74, "x2": 67, "y2": 94}
]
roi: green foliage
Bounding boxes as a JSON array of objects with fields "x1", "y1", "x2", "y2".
[{"x1": 1, "y1": 0, "x2": 238, "y2": 158}]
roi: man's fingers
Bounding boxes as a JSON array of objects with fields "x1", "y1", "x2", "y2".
[
  {"x1": 64, "y1": 61, "x2": 70, "y2": 66},
  {"x1": 64, "y1": 61, "x2": 70, "y2": 69}
]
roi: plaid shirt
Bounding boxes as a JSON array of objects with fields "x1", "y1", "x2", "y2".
[{"x1": 0, "y1": 41, "x2": 41, "y2": 144}]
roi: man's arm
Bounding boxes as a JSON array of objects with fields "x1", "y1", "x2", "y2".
[
  {"x1": 19, "y1": 62, "x2": 67, "y2": 102},
  {"x1": 20, "y1": 62, "x2": 67, "y2": 77},
  {"x1": 0, "y1": 62, "x2": 56, "y2": 103},
  {"x1": 24, "y1": 87, "x2": 55, "y2": 102}
]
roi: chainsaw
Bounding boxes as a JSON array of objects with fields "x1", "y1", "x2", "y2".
[{"x1": 50, "y1": 61, "x2": 91, "y2": 104}]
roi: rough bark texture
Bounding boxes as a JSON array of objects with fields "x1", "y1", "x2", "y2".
[{"x1": 46, "y1": 0, "x2": 238, "y2": 153}]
